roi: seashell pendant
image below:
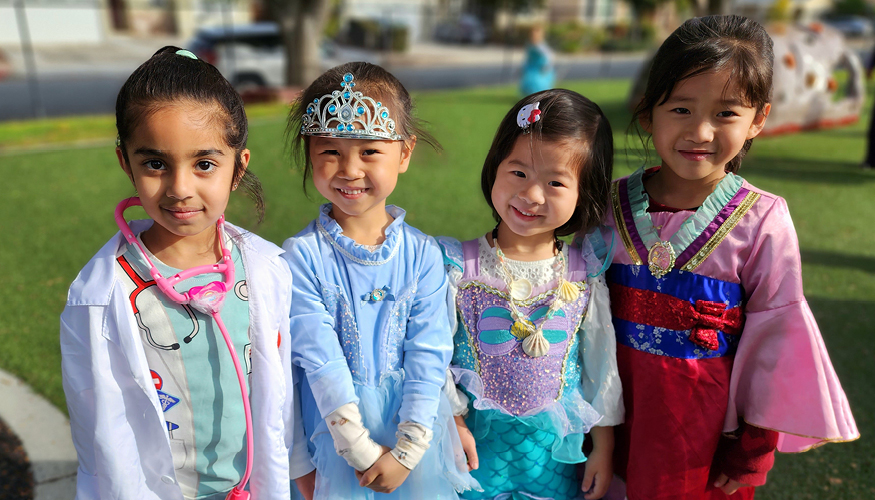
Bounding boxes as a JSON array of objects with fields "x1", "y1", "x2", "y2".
[
  {"x1": 509, "y1": 278, "x2": 533, "y2": 301},
  {"x1": 511, "y1": 320, "x2": 534, "y2": 340},
  {"x1": 522, "y1": 330, "x2": 550, "y2": 357},
  {"x1": 557, "y1": 280, "x2": 579, "y2": 303}
]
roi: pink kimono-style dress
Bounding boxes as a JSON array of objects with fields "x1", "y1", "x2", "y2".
[{"x1": 603, "y1": 167, "x2": 859, "y2": 500}]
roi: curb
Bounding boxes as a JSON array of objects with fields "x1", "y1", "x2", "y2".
[{"x1": 0, "y1": 369, "x2": 76, "y2": 499}]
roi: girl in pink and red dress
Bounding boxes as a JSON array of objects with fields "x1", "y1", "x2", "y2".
[{"x1": 600, "y1": 15, "x2": 859, "y2": 500}]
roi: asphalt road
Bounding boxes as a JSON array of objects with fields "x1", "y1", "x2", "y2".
[{"x1": 0, "y1": 57, "x2": 645, "y2": 122}]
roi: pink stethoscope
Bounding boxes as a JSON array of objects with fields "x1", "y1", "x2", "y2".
[{"x1": 115, "y1": 198, "x2": 252, "y2": 500}]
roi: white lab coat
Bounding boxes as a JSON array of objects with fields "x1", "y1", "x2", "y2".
[{"x1": 60, "y1": 220, "x2": 309, "y2": 499}]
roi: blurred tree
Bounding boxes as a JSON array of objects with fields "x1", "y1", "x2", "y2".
[
  {"x1": 767, "y1": 0, "x2": 794, "y2": 23},
  {"x1": 832, "y1": 0, "x2": 872, "y2": 17},
  {"x1": 263, "y1": 0, "x2": 330, "y2": 87}
]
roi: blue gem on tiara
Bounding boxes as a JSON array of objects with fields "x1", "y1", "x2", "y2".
[{"x1": 301, "y1": 73, "x2": 402, "y2": 140}]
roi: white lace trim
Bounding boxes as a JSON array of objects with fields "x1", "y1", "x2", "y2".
[{"x1": 477, "y1": 235, "x2": 567, "y2": 287}]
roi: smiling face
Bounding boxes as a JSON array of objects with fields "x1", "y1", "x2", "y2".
[
  {"x1": 118, "y1": 103, "x2": 246, "y2": 250},
  {"x1": 309, "y1": 136, "x2": 413, "y2": 227},
  {"x1": 646, "y1": 69, "x2": 769, "y2": 186},
  {"x1": 490, "y1": 136, "x2": 580, "y2": 244}
]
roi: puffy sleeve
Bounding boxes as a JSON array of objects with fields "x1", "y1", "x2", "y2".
[
  {"x1": 437, "y1": 237, "x2": 470, "y2": 416},
  {"x1": 578, "y1": 228, "x2": 624, "y2": 426},
  {"x1": 282, "y1": 237, "x2": 358, "y2": 419},
  {"x1": 437, "y1": 236, "x2": 464, "y2": 333},
  {"x1": 726, "y1": 196, "x2": 858, "y2": 452},
  {"x1": 399, "y1": 237, "x2": 455, "y2": 429}
]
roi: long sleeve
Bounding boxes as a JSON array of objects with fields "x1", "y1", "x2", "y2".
[
  {"x1": 716, "y1": 424, "x2": 779, "y2": 487},
  {"x1": 579, "y1": 273, "x2": 624, "y2": 426},
  {"x1": 283, "y1": 238, "x2": 358, "y2": 419},
  {"x1": 726, "y1": 196, "x2": 858, "y2": 451},
  {"x1": 399, "y1": 238, "x2": 454, "y2": 429},
  {"x1": 60, "y1": 304, "x2": 101, "y2": 499},
  {"x1": 289, "y1": 365, "x2": 316, "y2": 479}
]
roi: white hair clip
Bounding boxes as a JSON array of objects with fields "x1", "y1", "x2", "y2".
[{"x1": 517, "y1": 102, "x2": 542, "y2": 132}]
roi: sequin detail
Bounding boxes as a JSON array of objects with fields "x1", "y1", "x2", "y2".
[
  {"x1": 318, "y1": 280, "x2": 368, "y2": 383},
  {"x1": 456, "y1": 280, "x2": 589, "y2": 415},
  {"x1": 384, "y1": 283, "x2": 416, "y2": 372}
]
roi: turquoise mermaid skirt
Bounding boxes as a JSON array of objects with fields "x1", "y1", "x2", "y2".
[{"x1": 461, "y1": 409, "x2": 585, "y2": 500}]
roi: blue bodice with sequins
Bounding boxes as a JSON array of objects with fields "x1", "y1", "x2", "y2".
[{"x1": 284, "y1": 204, "x2": 453, "y2": 429}]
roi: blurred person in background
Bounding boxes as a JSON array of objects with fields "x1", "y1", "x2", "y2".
[{"x1": 520, "y1": 24, "x2": 556, "y2": 96}]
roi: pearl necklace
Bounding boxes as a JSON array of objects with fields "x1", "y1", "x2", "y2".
[{"x1": 492, "y1": 228, "x2": 580, "y2": 357}]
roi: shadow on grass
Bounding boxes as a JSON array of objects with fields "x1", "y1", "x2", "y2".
[
  {"x1": 801, "y1": 249, "x2": 875, "y2": 274},
  {"x1": 743, "y1": 156, "x2": 875, "y2": 185}
]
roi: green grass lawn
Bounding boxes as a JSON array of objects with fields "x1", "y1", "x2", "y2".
[{"x1": 1, "y1": 80, "x2": 872, "y2": 498}]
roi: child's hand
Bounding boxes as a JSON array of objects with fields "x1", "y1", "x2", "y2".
[
  {"x1": 294, "y1": 469, "x2": 317, "y2": 500},
  {"x1": 714, "y1": 473, "x2": 751, "y2": 495},
  {"x1": 354, "y1": 446, "x2": 411, "y2": 493},
  {"x1": 581, "y1": 445, "x2": 613, "y2": 499},
  {"x1": 582, "y1": 426, "x2": 614, "y2": 499},
  {"x1": 454, "y1": 415, "x2": 479, "y2": 471}
]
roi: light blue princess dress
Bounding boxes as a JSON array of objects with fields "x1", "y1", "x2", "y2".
[
  {"x1": 284, "y1": 204, "x2": 480, "y2": 500},
  {"x1": 438, "y1": 231, "x2": 624, "y2": 500}
]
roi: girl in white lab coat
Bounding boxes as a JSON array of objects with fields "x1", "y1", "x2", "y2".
[{"x1": 60, "y1": 46, "x2": 312, "y2": 499}]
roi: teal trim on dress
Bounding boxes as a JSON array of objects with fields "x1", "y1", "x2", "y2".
[{"x1": 626, "y1": 166, "x2": 743, "y2": 255}]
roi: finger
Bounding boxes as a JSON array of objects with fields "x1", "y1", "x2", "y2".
[
  {"x1": 713, "y1": 473, "x2": 729, "y2": 488},
  {"x1": 581, "y1": 468, "x2": 595, "y2": 494},
  {"x1": 467, "y1": 445, "x2": 479, "y2": 471},
  {"x1": 583, "y1": 471, "x2": 599, "y2": 499},
  {"x1": 720, "y1": 481, "x2": 740, "y2": 496},
  {"x1": 359, "y1": 469, "x2": 377, "y2": 487}
]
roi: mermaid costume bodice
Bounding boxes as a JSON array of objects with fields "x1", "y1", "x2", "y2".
[{"x1": 440, "y1": 237, "x2": 609, "y2": 500}]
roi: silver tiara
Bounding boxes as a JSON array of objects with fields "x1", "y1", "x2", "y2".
[{"x1": 301, "y1": 72, "x2": 403, "y2": 141}]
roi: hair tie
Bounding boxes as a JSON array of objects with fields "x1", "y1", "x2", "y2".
[
  {"x1": 175, "y1": 49, "x2": 198, "y2": 60},
  {"x1": 517, "y1": 102, "x2": 541, "y2": 132}
]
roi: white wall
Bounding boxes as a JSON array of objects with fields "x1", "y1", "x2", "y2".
[{"x1": 0, "y1": 4, "x2": 104, "y2": 45}]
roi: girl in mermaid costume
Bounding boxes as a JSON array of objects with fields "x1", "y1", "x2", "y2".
[{"x1": 439, "y1": 90, "x2": 624, "y2": 500}]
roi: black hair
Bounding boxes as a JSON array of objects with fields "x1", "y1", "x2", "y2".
[
  {"x1": 288, "y1": 61, "x2": 440, "y2": 189},
  {"x1": 115, "y1": 45, "x2": 264, "y2": 221},
  {"x1": 481, "y1": 89, "x2": 613, "y2": 237},
  {"x1": 632, "y1": 15, "x2": 774, "y2": 173}
]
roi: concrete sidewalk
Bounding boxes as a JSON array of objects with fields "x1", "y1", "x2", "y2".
[{"x1": 0, "y1": 369, "x2": 76, "y2": 500}]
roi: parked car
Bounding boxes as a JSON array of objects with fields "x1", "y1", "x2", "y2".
[
  {"x1": 189, "y1": 22, "x2": 285, "y2": 89},
  {"x1": 434, "y1": 14, "x2": 487, "y2": 45},
  {"x1": 821, "y1": 15, "x2": 874, "y2": 38}
]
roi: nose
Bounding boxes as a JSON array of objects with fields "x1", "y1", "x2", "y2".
[
  {"x1": 166, "y1": 169, "x2": 193, "y2": 200},
  {"x1": 337, "y1": 156, "x2": 365, "y2": 180},
  {"x1": 686, "y1": 118, "x2": 714, "y2": 144},
  {"x1": 518, "y1": 182, "x2": 545, "y2": 205}
]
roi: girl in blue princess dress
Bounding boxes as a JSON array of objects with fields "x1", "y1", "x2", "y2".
[
  {"x1": 283, "y1": 62, "x2": 480, "y2": 500},
  {"x1": 439, "y1": 90, "x2": 624, "y2": 500}
]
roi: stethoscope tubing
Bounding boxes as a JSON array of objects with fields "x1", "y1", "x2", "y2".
[{"x1": 115, "y1": 197, "x2": 252, "y2": 499}]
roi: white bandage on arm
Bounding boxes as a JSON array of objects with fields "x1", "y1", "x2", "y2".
[
  {"x1": 444, "y1": 369, "x2": 470, "y2": 417},
  {"x1": 324, "y1": 403, "x2": 383, "y2": 471},
  {"x1": 390, "y1": 421, "x2": 434, "y2": 470}
]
